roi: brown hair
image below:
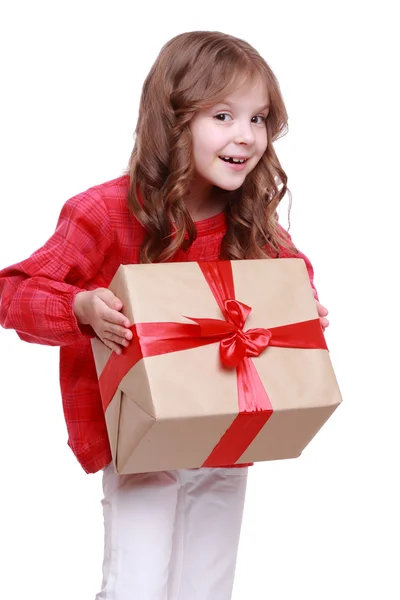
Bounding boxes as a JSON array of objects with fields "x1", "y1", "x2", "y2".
[{"x1": 127, "y1": 30, "x2": 295, "y2": 262}]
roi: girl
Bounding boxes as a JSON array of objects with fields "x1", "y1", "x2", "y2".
[{"x1": 0, "y1": 31, "x2": 329, "y2": 600}]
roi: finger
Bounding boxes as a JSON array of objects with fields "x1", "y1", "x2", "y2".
[
  {"x1": 320, "y1": 317, "x2": 329, "y2": 329},
  {"x1": 103, "y1": 332, "x2": 130, "y2": 347},
  {"x1": 101, "y1": 306, "x2": 131, "y2": 329},
  {"x1": 96, "y1": 288, "x2": 125, "y2": 313},
  {"x1": 316, "y1": 302, "x2": 329, "y2": 317},
  {"x1": 103, "y1": 321, "x2": 133, "y2": 340},
  {"x1": 102, "y1": 338, "x2": 123, "y2": 354}
]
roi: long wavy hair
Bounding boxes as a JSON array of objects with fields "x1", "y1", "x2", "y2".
[{"x1": 127, "y1": 30, "x2": 296, "y2": 263}]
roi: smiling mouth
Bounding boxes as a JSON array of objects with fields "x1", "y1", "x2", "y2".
[{"x1": 219, "y1": 156, "x2": 248, "y2": 164}]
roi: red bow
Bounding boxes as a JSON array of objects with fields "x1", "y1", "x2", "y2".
[{"x1": 187, "y1": 298, "x2": 272, "y2": 368}]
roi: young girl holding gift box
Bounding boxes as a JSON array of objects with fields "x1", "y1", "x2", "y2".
[{"x1": 0, "y1": 31, "x2": 329, "y2": 600}]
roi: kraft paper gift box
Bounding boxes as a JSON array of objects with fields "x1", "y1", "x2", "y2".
[{"x1": 91, "y1": 259, "x2": 342, "y2": 474}]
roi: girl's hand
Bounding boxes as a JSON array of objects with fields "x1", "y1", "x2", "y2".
[
  {"x1": 313, "y1": 289, "x2": 329, "y2": 331},
  {"x1": 73, "y1": 288, "x2": 132, "y2": 354}
]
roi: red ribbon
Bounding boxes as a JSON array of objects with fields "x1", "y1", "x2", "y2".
[{"x1": 99, "y1": 261, "x2": 328, "y2": 466}]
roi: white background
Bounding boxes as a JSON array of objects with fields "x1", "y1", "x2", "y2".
[{"x1": 0, "y1": 1, "x2": 399, "y2": 598}]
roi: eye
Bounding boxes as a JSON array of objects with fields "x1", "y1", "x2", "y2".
[
  {"x1": 252, "y1": 115, "x2": 266, "y2": 124},
  {"x1": 214, "y1": 113, "x2": 232, "y2": 122}
]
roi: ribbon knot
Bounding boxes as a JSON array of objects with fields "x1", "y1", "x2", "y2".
[
  {"x1": 220, "y1": 298, "x2": 272, "y2": 367},
  {"x1": 187, "y1": 298, "x2": 272, "y2": 369}
]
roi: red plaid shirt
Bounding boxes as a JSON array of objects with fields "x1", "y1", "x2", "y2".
[{"x1": 0, "y1": 175, "x2": 318, "y2": 473}]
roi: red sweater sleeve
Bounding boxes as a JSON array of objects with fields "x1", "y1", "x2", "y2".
[{"x1": 0, "y1": 190, "x2": 114, "y2": 346}]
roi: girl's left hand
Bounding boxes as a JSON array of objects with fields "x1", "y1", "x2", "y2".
[{"x1": 313, "y1": 290, "x2": 329, "y2": 331}]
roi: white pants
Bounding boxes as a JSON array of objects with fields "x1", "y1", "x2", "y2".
[{"x1": 95, "y1": 465, "x2": 248, "y2": 600}]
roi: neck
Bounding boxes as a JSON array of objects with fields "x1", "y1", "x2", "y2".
[{"x1": 185, "y1": 186, "x2": 230, "y2": 222}]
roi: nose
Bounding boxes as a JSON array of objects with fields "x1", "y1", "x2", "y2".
[{"x1": 233, "y1": 119, "x2": 256, "y2": 145}]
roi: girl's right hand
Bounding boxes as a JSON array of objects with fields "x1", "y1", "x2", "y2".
[{"x1": 73, "y1": 288, "x2": 132, "y2": 354}]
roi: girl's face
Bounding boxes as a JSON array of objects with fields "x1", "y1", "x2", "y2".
[{"x1": 190, "y1": 77, "x2": 269, "y2": 199}]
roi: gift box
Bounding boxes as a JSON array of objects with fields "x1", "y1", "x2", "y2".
[{"x1": 91, "y1": 259, "x2": 342, "y2": 474}]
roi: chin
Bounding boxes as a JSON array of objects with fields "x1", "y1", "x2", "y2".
[{"x1": 215, "y1": 180, "x2": 246, "y2": 192}]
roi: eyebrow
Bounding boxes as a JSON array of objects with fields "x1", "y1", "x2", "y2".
[{"x1": 214, "y1": 102, "x2": 270, "y2": 112}]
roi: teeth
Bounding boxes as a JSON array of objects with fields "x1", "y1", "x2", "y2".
[{"x1": 220, "y1": 156, "x2": 246, "y2": 164}]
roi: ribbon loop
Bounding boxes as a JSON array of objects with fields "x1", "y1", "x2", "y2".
[
  {"x1": 223, "y1": 298, "x2": 252, "y2": 328},
  {"x1": 220, "y1": 334, "x2": 246, "y2": 367}
]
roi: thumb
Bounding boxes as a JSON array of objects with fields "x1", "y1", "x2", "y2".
[{"x1": 96, "y1": 288, "x2": 123, "y2": 311}]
